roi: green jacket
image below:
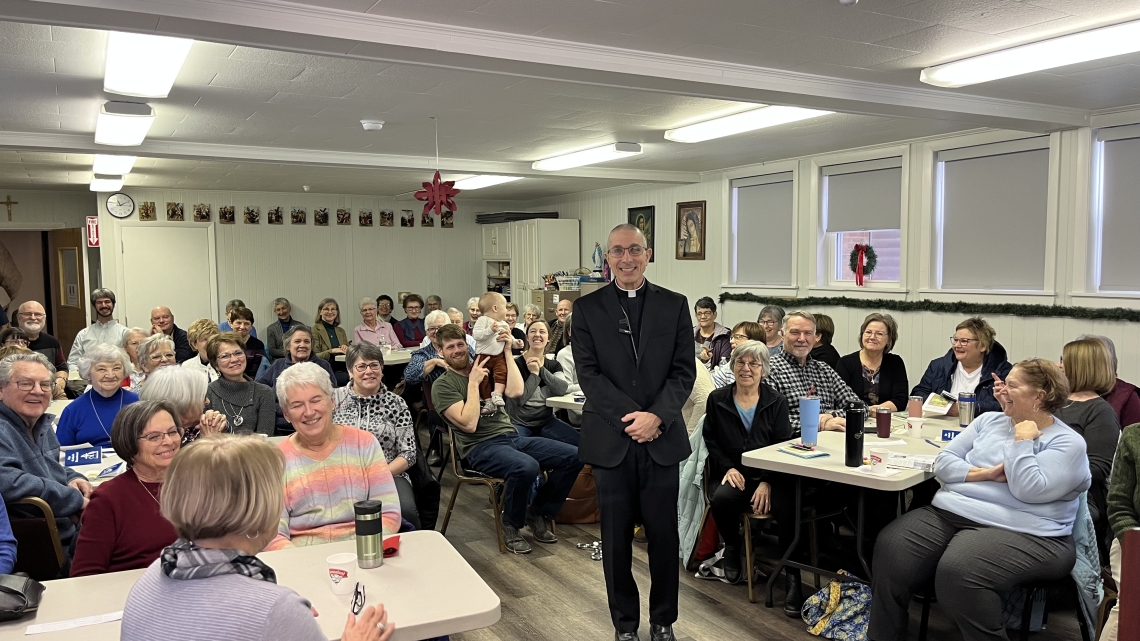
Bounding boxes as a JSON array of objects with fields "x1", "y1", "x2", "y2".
[
  {"x1": 311, "y1": 322, "x2": 349, "y2": 362},
  {"x1": 1108, "y1": 423, "x2": 1140, "y2": 541}
]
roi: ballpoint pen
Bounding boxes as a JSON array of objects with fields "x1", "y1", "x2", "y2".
[{"x1": 924, "y1": 439, "x2": 943, "y2": 449}]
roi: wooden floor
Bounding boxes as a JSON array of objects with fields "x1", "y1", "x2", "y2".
[{"x1": 433, "y1": 471, "x2": 1087, "y2": 641}]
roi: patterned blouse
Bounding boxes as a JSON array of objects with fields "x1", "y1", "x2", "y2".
[{"x1": 331, "y1": 385, "x2": 417, "y2": 480}]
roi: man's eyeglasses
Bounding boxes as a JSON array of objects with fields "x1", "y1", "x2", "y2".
[
  {"x1": 139, "y1": 427, "x2": 184, "y2": 444},
  {"x1": 351, "y1": 582, "x2": 366, "y2": 615},
  {"x1": 606, "y1": 245, "x2": 646, "y2": 259},
  {"x1": 17, "y1": 312, "x2": 44, "y2": 319},
  {"x1": 11, "y1": 379, "x2": 52, "y2": 392}
]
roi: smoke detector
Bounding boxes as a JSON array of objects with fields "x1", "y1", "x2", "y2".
[
  {"x1": 361, "y1": 120, "x2": 385, "y2": 131},
  {"x1": 303, "y1": 185, "x2": 311, "y2": 192}
]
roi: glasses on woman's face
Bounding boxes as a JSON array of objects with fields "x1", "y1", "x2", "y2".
[
  {"x1": 950, "y1": 337, "x2": 978, "y2": 346},
  {"x1": 759, "y1": 319, "x2": 778, "y2": 326},
  {"x1": 361, "y1": 306, "x2": 376, "y2": 314},
  {"x1": 150, "y1": 351, "x2": 176, "y2": 363},
  {"x1": 731, "y1": 333, "x2": 748, "y2": 341},
  {"x1": 217, "y1": 350, "x2": 245, "y2": 363},
  {"x1": 4, "y1": 338, "x2": 27, "y2": 346},
  {"x1": 695, "y1": 310, "x2": 714, "y2": 318},
  {"x1": 734, "y1": 360, "x2": 763, "y2": 371},
  {"x1": 863, "y1": 330, "x2": 887, "y2": 339},
  {"x1": 138, "y1": 427, "x2": 184, "y2": 444},
  {"x1": 352, "y1": 362, "x2": 382, "y2": 373}
]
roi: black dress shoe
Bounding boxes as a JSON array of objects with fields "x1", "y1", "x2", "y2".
[
  {"x1": 650, "y1": 624, "x2": 676, "y2": 641},
  {"x1": 614, "y1": 632, "x2": 638, "y2": 641},
  {"x1": 784, "y1": 571, "x2": 804, "y2": 618},
  {"x1": 722, "y1": 544, "x2": 741, "y2": 584}
]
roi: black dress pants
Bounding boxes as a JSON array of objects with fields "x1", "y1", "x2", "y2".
[{"x1": 594, "y1": 441, "x2": 680, "y2": 633}]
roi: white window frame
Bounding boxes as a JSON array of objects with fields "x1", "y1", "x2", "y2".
[
  {"x1": 915, "y1": 131, "x2": 1060, "y2": 304},
  {"x1": 720, "y1": 159, "x2": 800, "y2": 294},
  {"x1": 808, "y1": 145, "x2": 909, "y2": 297},
  {"x1": 1088, "y1": 124, "x2": 1140, "y2": 295}
]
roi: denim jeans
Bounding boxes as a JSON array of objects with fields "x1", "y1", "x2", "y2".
[
  {"x1": 464, "y1": 432, "x2": 584, "y2": 528},
  {"x1": 515, "y1": 415, "x2": 579, "y2": 446}
]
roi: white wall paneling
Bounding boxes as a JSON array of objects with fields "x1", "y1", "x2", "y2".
[{"x1": 97, "y1": 188, "x2": 517, "y2": 331}]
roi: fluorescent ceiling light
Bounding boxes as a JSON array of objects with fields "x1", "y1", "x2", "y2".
[
  {"x1": 452, "y1": 175, "x2": 524, "y2": 190},
  {"x1": 104, "y1": 31, "x2": 194, "y2": 98},
  {"x1": 664, "y1": 106, "x2": 832, "y2": 143},
  {"x1": 532, "y1": 143, "x2": 642, "y2": 171},
  {"x1": 921, "y1": 19, "x2": 1140, "y2": 87},
  {"x1": 93, "y1": 154, "x2": 138, "y2": 175},
  {"x1": 90, "y1": 174, "x2": 124, "y2": 192},
  {"x1": 95, "y1": 102, "x2": 155, "y2": 146}
]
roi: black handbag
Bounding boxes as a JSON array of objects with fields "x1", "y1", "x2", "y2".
[{"x1": 0, "y1": 574, "x2": 45, "y2": 621}]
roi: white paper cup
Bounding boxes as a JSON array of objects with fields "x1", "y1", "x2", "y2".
[
  {"x1": 869, "y1": 448, "x2": 889, "y2": 474},
  {"x1": 326, "y1": 552, "x2": 357, "y2": 594},
  {"x1": 907, "y1": 417, "x2": 924, "y2": 439}
]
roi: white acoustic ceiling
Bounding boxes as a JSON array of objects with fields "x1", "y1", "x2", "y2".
[{"x1": 0, "y1": 0, "x2": 1138, "y2": 198}]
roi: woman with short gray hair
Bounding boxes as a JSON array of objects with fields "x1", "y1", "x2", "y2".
[
  {"x1": 121, "y1": 328, "x2": 149, "y2": 389},
  {"x1": 758, "y1": 304, "x2": 786, "y2": 355},
  {"x1": 56, "y1": 343, "x2": 139, "y2": 447},
  {"x1": 265, "y1": 297, "x2": 304, "y2": 361},
  {"x1": 136, "y1": 334, "x2": 177, "y2": 386},
  {"x1": 521, "y1": 304, "x2": 541, "y2": 330},
  {"x1": 702, "y1": 339, "x2": 796, "y2": 593},
  {"x1": 140, "y1": 365, "x2": 227, "y2": 445},
  {"x1": 353, "y1": 296, "x2": 400, "y2": 348}
]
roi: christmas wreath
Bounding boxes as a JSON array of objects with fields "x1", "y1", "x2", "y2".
[{"x1": 849, "y1": 244, "x2": 877, "y2": 285}]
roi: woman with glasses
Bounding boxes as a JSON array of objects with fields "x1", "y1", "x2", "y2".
[
  {"x1": 205, "y1": 332, "x2": 276, "y2": 436},
  {"x1": 70, "y1": 401, "x2": 181, "y2": 576},
  {"x1": 120, "y1": 435, "x2": 394, "y2": 641},
  {"x1": 835, "y1": 313, "x2": 909, "y2": 413},
  {"x1": 757, "y1": 305, "x2": 786, "y2": 355},
  {"x1": 139, "y1": 366, "x2": 228, "y2": 445},
  {"x1": 353, "y1": 297, "x2": 400, "y2": 348},
  {"x1": 57, "y1": 344, "x2": 139, "y2": 448},
  {"x1": 394, "y1": 294, "x2": 427, "y2": 347},
  {"x1": 133, "y1": 334, "x2": 178, "y2": 391},
  {"x1": 911, "y1": 317, "x2": 1012, "y2": 415},
  {"x1": 703, "y1": 341, "x2": 797, "y2": 588},
  {"x1": 258, "y1": 326, "x2": 336, "y2": 435},
  {"x1": 520, "y1": 304, "x2": 541, "y2": 330},
  {"x1": 267, "y1": 362, "x2": 401, "y2": 550},
  {"x1": 313, "y1": 298, "x2": 350, "y2": 387},
  {"x1": 333, "y1": 343, "x2": 435, "y2": 530},
  {"x1": 710, "y1": 321, "x2": 765, "y2": 388},
  {"x1": 0, "y1": 326, "x2": 28, "y2": 347},
  {"x1": 694, "y1": 297, "x2": 731, "y2": 371}
]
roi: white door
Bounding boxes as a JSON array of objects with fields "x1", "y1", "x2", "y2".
[{"x1": 120, "y1": 226, "x2": 216, "y2": 329}]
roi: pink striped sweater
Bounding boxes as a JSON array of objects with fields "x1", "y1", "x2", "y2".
[{"x1": 266, "y1": 425, "x2": 401, "y2": 550}]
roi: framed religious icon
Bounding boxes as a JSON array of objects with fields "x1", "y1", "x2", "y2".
[
  {"x1": 627, "y1": 205, "x2": 655, "y2": 263},
  {"x1": 676, "y1": 201, "x2": 706, "y2": 260}
]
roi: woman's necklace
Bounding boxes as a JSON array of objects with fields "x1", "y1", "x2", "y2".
[
  {"x1": 219, "y1": 393, "x2": 253, "y2": 428},
  {"x1": 90, "y1": 388, "x2": 123, "y2": 440},
  {"x1": 136, "y1": 472, "x2": 161, "y2": 505}
]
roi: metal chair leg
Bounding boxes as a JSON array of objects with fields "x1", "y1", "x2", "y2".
[
  {"x1": 744, "y1": 517, "x2": 756, "y2": 603},
  {"x1": 809, "y1": 519, "x2": 820, "y2": 589},
  {"x1": 1020, "y1": 586, "x2": 1037, "y2": 641},
  {"x1": 439, "y1": 480, "x2": 462, "y2": 535},
  {"x1": 918, "y1": 593, "x2": 932, "y2": 641},
  {"x1": 488, "y1": 480, "x2": 506, "y2": 553}
]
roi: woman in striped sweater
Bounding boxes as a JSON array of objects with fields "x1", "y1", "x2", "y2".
[{"x1": 266, "y1": 361, "x2": 401, "y2": 550}]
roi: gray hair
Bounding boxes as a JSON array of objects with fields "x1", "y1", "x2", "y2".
[
  {"x1": 79, "y1": 343, "x2": 133, "y2": 381},
  {"x1": 140, "y1": 366, "x2": 208, "y2": 419},
  {"x1": 276, "y1": 361, "x2": 334, "y2": 407},
  {"x1": 1077, "y1": 334, "x2": 1118, "y2": 373},
  {"x1": 522, "y1": 304, "x2": 541, "y2": 319},
  {"x1": 426, "y1": 295, "x2": 441, "y2": 305},
  {"x1": 272, "y1": 297, "x2": 291, "y2": 309},
  {"x1": 345, "y1": 342, "x2": 385, "y2": 370},
  {"x1": 122, "y1": 328, "x2": 148, "y2": 347},
  {"x1": 137, "y1": 334, "x2": 176, "y2": 369},
  {"x1": 283, "y1": 325, "x2": 312, "y2": 345},
  {"x1": 759, "y1": 305, "x2": 786, "y2": 324},
  {"x1": 730, "y1": 340, "x2": 770, "y2": 378},
  {"x1": 90, "y1": 288, "x2": 116, "y2": 305},
  {"x1": 466, "y1": 297, "x2": 479, "y2": 309},
  {"x1": 782, "y1": 310, "x2": 816, "y2": 331},
  {"x1": 224, "y1": 299, "x2": 246, "y2": 313},
  {"x1": 424, "y1": 309, "x2": 449, "y2": 327},
  {"x1": 359, "y1": 297, "x2": 377, "y2": 312},
  {"x1": 0, "y1": 352, "x2": 55, "y2": 385}
]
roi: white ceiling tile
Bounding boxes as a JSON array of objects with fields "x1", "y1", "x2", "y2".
[
  {"x1": 0, "y1": 22, "x2": 52, "y2": 40},
  {"x1": 876, "y1": 0, "x2": 1071, "y2": 36},
  {"x1": 0, "y1": 54, "x2": 55, "y2": 74},
  {"x1": 740, "y1": 3, "x2": 932, "y2": 43},
  {"x1": 629, "y1": 16, "x2": 800, "y2": 53},
  {"x1": 1020, "y1": 0, "x2": 1140, "y2": 21}
]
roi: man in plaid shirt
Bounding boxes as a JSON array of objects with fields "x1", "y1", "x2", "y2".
[{"x1": 764, "y1": 310, "x2": 860, "y2": 435}]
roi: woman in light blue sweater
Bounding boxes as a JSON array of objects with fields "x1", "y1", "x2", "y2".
[{"x1": 869, "y1": 359, "x2": 1092, "y2": 641}]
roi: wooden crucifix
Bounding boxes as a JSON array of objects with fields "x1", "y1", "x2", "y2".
[{"x1": 1, "y1": 195, "x2": 16, "y2": 221}]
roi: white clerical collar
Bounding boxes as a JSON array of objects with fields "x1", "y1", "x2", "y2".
[{"x1": 615, "y1": 280, "x2": 647, "y2": 298}]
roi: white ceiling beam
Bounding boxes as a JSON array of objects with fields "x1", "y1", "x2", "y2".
[
  {"x1": 8, "y1": 0, "x2": 1090, "y2": 132},
  {"x1": 0, "y1": 130, "x2": 701, "y2": 184}
]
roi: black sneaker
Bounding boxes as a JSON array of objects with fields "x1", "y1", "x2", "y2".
[
  {"x1": 501, "y1": 521, "x2": 533, "y2": 554},
  {"x1": 526, "y1": 509, "x2": 558, "y2": 544}
]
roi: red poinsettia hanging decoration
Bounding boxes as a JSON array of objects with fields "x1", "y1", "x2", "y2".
[{"x1": 414, "y1": 170, "x2": 460, "y2": 218}]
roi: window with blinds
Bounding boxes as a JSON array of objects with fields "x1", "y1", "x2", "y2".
[
  {"x1": 731, "y1": 172, "x2": 794, "y2": 286},
  {"x1": 935, "y1": 137, "x2": 1049, "y2": 291},
  {"x1": 1096, "y1": 126, "x2": 1140, "y2": 292},
  {"x1": 821, "y1": 157, "x2": 903, "y2": 282}
]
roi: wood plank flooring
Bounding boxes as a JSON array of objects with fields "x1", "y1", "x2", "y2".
[{"x1": 432, "y1": 470, "x2": 1086, "y2": 641}]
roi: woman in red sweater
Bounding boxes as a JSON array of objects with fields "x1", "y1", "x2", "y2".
[{"x1": 71, "y1": 400, "x2": 181, "y2": 576}]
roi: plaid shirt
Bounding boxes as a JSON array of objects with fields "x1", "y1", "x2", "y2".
[{"x1": 764, "y1": 348, "x2": 860, "y2": 432}]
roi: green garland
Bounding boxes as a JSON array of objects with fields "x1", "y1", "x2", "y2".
[
  {"x1": 849, "y1": 244, "x2": 877, "y2": 278},
  {"x1": 717, "y1": 293, "x2": 1140, "y2": 323}
]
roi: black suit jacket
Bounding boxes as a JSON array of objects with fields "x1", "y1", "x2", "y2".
[
  {"x1": 834, "y1": 350, "x2": 909, "y2": 410},
  {"x1": 572, "y1": 281, "x2": 696, "y2": 468},
  {"x1": 170, "y1": 324, "x2": 194, "y2": 364}
]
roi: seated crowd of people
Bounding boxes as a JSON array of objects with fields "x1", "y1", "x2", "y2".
[{"x1": 0, "y1": 284, "x2": 1136, "y2": 641}]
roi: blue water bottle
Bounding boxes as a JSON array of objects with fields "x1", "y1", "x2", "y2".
[{"x1": 800, "y1": 396, "x2": 821, "y2": 446}]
